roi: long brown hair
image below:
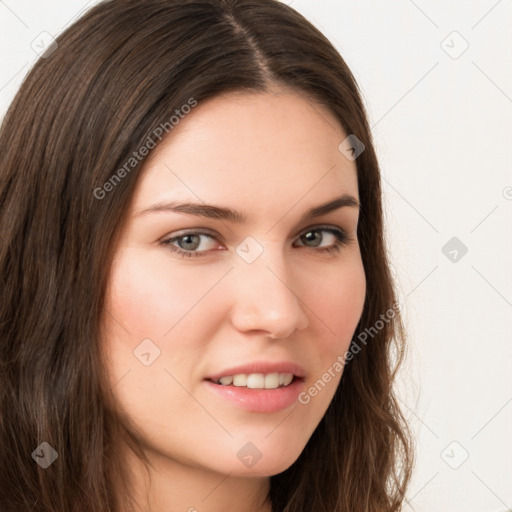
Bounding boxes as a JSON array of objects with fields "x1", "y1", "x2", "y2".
[{"x1": 0, "y1": 1, "x2": 414, "y2": 510}]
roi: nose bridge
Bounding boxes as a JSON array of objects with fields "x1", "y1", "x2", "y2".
[{"x1": 230, "y1": 240, "x2": 309, "y2": 338}]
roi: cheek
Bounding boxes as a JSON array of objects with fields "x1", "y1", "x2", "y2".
[
  {"x1": 100, "y1": 252, "x2": 222, "y2": 441},
  {"x1": 101, "y1": 248, "x2": 234, "y2": 399},
  {"x1": 295, "y1": 255, "x2": 366, "y2": 411},
  {"x1": 312, "y1": 255, "x2": 366, "y2": 352},
  {"x1": 105, "y1": 249, "x2": 230, "y2": 341}
]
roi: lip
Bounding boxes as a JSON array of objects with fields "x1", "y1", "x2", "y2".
[
  {"x1": 203, "y1": 377, "x2": 305, "y2": 413},
  {"x1": 204, "y1": 361, "x2": 306, "y2": 382}
]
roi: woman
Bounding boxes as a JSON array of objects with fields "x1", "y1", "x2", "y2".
[{"x1": 0, "y1": 1, "x2": 414, "y2": 511}]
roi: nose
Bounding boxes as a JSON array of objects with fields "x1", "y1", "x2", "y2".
[{"x1": 229, "y1": 249, "x2": 310, "y2": 340}]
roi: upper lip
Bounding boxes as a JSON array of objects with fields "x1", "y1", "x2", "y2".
[{"x1": 205, "y1": 361, "x2": 306, "y2": 382}]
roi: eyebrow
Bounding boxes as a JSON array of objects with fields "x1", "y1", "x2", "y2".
[{"x1": 136, "y1": 194, "x2": 360, "y2": 223}]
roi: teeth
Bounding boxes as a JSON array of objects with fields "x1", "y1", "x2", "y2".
[
  {"x1": 215, "y1": 372, "x2": 295, "y2": 389},
  {"x1": 282, "y1": 373, "x2": 293, "y2": 386},
  {"x1": 233, "y1": 374, "x2": 247, "y2": 386},
  {"x1": 264, "y1": 373, "x2": 279, "y2": 389}
]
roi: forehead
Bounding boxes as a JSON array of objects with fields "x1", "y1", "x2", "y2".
[{"x1": 129, "y1": 90, "x2": 359, "y2": 217}]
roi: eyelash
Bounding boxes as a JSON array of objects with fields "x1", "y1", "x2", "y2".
[{"x1": 160, "y1": 226, "x2": 353, "y2": 259}]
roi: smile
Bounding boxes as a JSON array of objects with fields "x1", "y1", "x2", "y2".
[{"x1": 209, "y1": 372, "x2": 295, "y2": 389}]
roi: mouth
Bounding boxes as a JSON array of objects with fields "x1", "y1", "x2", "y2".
[
  {"x1": 205, "y1": 372, "x2": 300, "y2": 389},
  {"x1": 203, "y1": 361, "x2": 307, "y2": 412},
  {"x1": 203, "y1": 373, "x2": 306, "y2": 413}
]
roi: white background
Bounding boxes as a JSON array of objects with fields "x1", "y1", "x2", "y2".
[{"x1": 1, "y1": 1, "x2": 511, "y2": 511}]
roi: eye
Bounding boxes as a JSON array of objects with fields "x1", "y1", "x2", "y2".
[
  {"x1": 160, "y1": 226, "x2": 353, "y2": 258},
  {"x1": 294, "y1": 227, "x2": 352, "y2": 254},
  {"x1": 161, "y1": 232, "x2": 219, "y2": 257}
]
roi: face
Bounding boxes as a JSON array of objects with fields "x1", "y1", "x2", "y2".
[{"x1": 101, "y1": 89, "x2": 366, "y2": 479}]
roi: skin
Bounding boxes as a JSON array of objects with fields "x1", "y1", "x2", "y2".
[{"x1": 100, "y1": 87, "x2": 367, "y2": 512}]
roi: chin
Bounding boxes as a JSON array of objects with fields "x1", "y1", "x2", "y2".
[
  {"x1": 226, "y1": 458, "x2": 298, "y2": 478},
  {"x1": 223, "y1": 444, "x2": 304, "y2": 478}
]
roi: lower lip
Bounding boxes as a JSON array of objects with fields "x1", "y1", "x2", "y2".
[{"x1": 203, "y1": 378, "x2": 305, "y2": 413}]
